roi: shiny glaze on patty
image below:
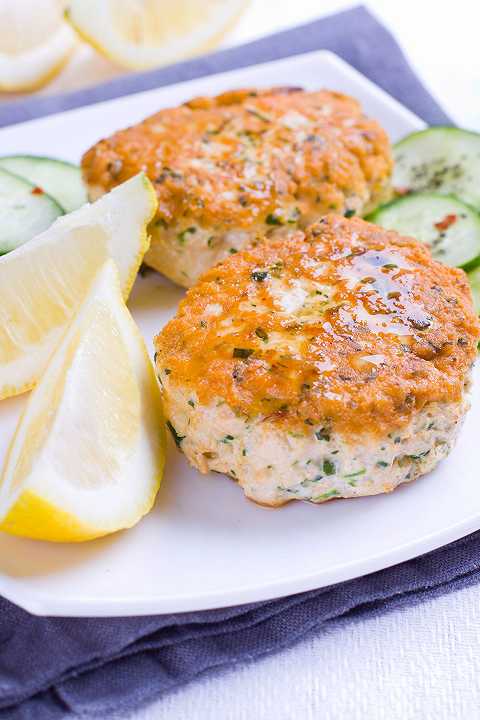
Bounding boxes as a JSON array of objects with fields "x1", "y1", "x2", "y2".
[{"x1": 155, "y1": 215, "x2": 479, "y2": 438}]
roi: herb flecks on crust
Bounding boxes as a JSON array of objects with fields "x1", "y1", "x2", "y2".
[{"x1": 155, "y1": 215, "x2": 479, "y2": 438}]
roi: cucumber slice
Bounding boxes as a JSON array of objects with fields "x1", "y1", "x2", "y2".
[
  {"x1": 0, "y1": 155, "x2": 87, "y2": 213},
  {"x1": 393, "y1": 127, "x2": 480, "y2": 210},
  {"x1": 468, "y1": 266, "x2": 480, "y2": 315},
  {"x1": 368, "y1": 193, "x2": 480, "y2": 270},
  {"x1": 0, "y1": 167, "x2": 63, "y2": 255}
]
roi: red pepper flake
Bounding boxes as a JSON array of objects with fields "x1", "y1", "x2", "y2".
[
  {"x1": 434, "y1": 214, "x2": 457, "y2": 231},
  {"x1": 31, "y1": 186, "x2": 44, "y2": 195},
  {"x1": 394, "y1": 186, "x2": 410, "y2": 196}
]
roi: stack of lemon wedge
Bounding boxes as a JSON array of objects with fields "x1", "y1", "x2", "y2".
[
  {"x1": 0, "y1": 0, "x2": 249, "y2": 92},
  {"x1": 0, "y1": 0, "x2": 76, "y2": 92},
  {"x1": 65, "y1": 0, "x2": 248, "y2": 71},
  {"x1": 0, "y1": 174, "x2": 166, "y2": 542}
]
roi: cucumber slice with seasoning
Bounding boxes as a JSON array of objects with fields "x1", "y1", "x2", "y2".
[
  {"x1": 0, "y1": 167, "x2": 64, "y2": 255},
  {"x1": 368, "y1": 193, "x2": 480, "y2": 270},
  {"x1": 0, "y1": 155, "x2": 87, "y2": 213},
  {"x1": 468, "y1": 266, "x2": 480, "y2": 315},
  {"x1": 393, "y1": 127, "x2": 480, "y2": 210}
]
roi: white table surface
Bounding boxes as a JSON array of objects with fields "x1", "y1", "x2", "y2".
[
  {"x1": 122, "y1": 584, "x2": 480, "y2": 720},
  {"x1": 4, "y1": 2, "x2": 479, "y2": 718}
]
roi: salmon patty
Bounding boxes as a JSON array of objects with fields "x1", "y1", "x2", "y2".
[
  {"x1": 154, "y1": 215, "x2": 479, "y2": 507},
  {"x1": 82, "y1": 87, "x2": 392, "y2": 288}
]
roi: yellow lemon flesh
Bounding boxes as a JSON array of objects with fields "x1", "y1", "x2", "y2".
[
  {"x1": 0, "y1": 260, "x2": 165, "y2": 542},
  {"x1": 65, "y1": 0, "x2": 249, "y2": 70},
  {"x1": 0, "y1": 173, "x2": 157, "y2": 400}
]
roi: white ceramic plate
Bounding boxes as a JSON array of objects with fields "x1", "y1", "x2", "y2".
[{"x1": 1, "y1": 50, "x2": 477, "y2": 618}]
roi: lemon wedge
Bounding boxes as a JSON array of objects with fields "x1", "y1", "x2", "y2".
[
  {"x1": 65, "y1": 0, "x2": 248, "y2": 70},
  {"x1": 0, "y1": 173, "x2": 156, "y2": 401},
  {"x1": 0, "y1": 260, "x2": 165, "y2": 542},
  {"x1": 0, "y1": 0, "x2": 76, "y2": 92}
]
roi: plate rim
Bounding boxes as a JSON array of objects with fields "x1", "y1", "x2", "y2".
[
  {"x1": 2, "y1": 48, "x2": 460, "y2": 619},
  {"x1": 1, "y1": 508, "x2": 478, "y2": 617},
  {"x1": 0, "y1": 49, "x2": 425, "y2": 136}
]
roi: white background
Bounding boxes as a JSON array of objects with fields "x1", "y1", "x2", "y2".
[
  {"x1": 123, "y1": 2, "x2": 480, "y2": 718},
  {"x1": 5, "y1": 1, "x2": 480, "y2": 718}
]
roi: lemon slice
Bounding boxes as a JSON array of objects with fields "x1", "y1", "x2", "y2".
[
  {"x1": 0, "y1": 260, "x2": 165, "y2": 542},
  {"x1": 0, "y1": 173, "x2": 157, "y2": 401},
  {"x1": 0, "y1": 0, "x2": 76, "y2": 92},
  {"x1": 65, "y1": 0, "x2": 248, "y2": 70}
]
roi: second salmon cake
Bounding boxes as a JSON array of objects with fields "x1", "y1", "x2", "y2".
[
  {"x1": 82, "y1": 87, "x2": 392, "y2": 287},
  {"x1": 154, "y1": 216, "x2": 479, "y2": 507}
]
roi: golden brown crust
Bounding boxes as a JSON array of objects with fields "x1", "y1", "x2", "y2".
[
  {"x1": 81, "y1": 87, "x2": 392, "y2": 229},
  {"x1": 155, "y1": 216, "x2": 479, "y2": 438}
]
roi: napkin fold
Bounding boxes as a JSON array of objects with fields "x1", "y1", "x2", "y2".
[
  {"x1": 0, "y1": 6, "x2": 467, "y2": 720},
  {"x1": 2, "y1": 533, "x2": 480, "y2": 719}
]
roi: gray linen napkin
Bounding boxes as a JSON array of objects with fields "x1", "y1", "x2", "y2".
[
  {"x1": 0, "y1": 5, "x2": 449, "y2": 127},
  {"x1": 0, "y1": 6, "x2": 466, "y2": 720}
]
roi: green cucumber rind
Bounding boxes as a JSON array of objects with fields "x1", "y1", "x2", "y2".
[
  {"x1": 461, "y1": 253, "x2": 480, "y2": 273},
  {"x1": 0, "y1": 155, "x2": 80, "y2": 167},
  {"x1": 0, "y1": 166, "x2": 64, "y2": 212},
  {"x1": 393, "y1": 127, "x2": 480, "y2": 210},
  {"x1": 0, "y1": 155, "x2": 87, "y2": 213},
  {"x1": 467, "y1": 266, "x2": 480, "y2": 315},
  {"x1": 0, "y1": 166, "x2": 64, "y2": 255},
  {"x1": 367, "y1": 192, "x2": 480, "y2": 271},
  {"x1": 394, "y1": 125, "x2": 480, "y2": 149}
]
